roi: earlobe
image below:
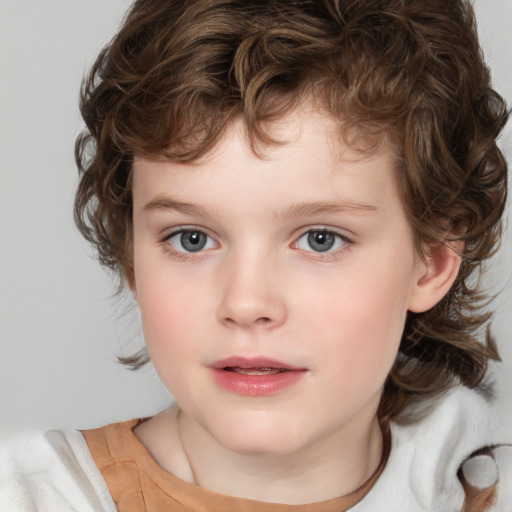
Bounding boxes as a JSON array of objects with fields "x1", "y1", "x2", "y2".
[{"x1": 408, "y1": 241, "x2": 463, "y2": 313}]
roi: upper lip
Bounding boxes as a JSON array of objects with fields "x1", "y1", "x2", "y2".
[{"x1": 210, "y1": 356, "x2": 305, "y2": 371}]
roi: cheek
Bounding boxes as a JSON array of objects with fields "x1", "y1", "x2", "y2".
[
  {"x1": 134, "y1": 259, "x2": 221, "y2": 388},
  {"x1": 135, "y1": 265, "x2": 194, "y2": 350},
  {"x1": 137, "y1": 282, "x2": 199, "y2": 393},
  {"x1": 302, "y1": 257, "x2": 415, "y2": 377}
]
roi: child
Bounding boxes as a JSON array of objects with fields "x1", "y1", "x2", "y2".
[{"x1": 1, "y1": 0, "x2": 511, "y2": 510}]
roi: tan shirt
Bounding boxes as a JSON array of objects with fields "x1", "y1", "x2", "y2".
[
  {"x1": 83, "y1": 419, "x2": 390, "y2": 512},
  {"x1": 83, "y1": 417, "x2": 497, "y2": 511}
]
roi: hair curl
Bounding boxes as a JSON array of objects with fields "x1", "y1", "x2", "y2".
[{"x1": 75, "y1": 0, "x2": 508, "y2": 422}]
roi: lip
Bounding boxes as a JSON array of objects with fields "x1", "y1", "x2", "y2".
[
  {"x1": 209, "y1": 357, "x2": 307, "y2": 396},
  {"x1": 211, "y1": 356, "x2": 303, "y2": 371}
]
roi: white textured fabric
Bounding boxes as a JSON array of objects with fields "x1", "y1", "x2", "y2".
[
  {"x1": 0, "y1": 386, "x2": 510, "y2": 511},
  {"x1": 353, "y1": 386, "x2": 511, "y2": 512},
  {"x1": 0, "y1": 428, "x2": 116, "y2": 511},
  {"x1": 494, "y1": 445, "x2": 512, "y2": 512},
  {"x1": 462, "y1": 455, "x2": 498, "y2": 489}
]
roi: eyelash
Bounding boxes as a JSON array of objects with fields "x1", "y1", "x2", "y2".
[
  {"x1": 159, "y1": 226, "x2": 354, "y2": 261},
  {"x1": 293, "y1": 227, "x2": 353, "y2": 261},
  {"x1": 160, "y1": 227, "x2": 217, "y2": 261}
]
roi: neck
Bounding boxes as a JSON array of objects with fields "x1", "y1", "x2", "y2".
[{"x1": 177, "y1": 409, "x2": 383, "y2": 505}]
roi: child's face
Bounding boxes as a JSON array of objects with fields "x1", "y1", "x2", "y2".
[{"x1": 131, "y1": 107, "x2": 427, "y2": 456}]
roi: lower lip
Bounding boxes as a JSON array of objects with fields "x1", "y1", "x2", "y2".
[{"x1": 210, "y1": 368, "x2": 306, "y2": 396}]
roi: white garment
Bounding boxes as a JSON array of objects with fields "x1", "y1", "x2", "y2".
[
  {"x1": 1, "y1": 386, "x2": 510, "y2": 512},
  {"x1": 0, "y1": 428, "x2": 116, "y2": 511},
  {"x1": 352, "y1": 386, "x2": 512, "y2": 512}
]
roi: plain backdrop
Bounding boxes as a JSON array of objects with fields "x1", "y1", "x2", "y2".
[{"x1": 1, "y1": 0, "x2": 511, "y2": 438}]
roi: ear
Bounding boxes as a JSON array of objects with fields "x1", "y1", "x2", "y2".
[{"x1": 407, "y1": 241, "x2": 463, "y2": 313}]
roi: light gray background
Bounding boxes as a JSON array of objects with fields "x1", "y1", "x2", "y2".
[{"x1": 1, "y1": 0, "x2": 511, "y2": 438}]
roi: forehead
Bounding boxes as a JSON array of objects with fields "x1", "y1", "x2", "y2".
[
  {"x1": 132, "y1": 106, "x2": 402, "y2": 215},
  {"x1": 137, "y1": 104, "x2": 397, "y2": 168}
]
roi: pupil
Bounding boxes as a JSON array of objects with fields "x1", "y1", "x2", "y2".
[
  {"x1": 308, "y1": 231, "x2": 334, "y2": 252},
  {"x1": 181, "y1": 231, "x2": 206, "y2": 252},
  {"x1": 189, "y1": 233, "x2": 200, "y2": 244}
]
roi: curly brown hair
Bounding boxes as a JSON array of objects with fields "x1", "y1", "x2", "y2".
[{"x1": 74, "y1": 0, "x2": 508, "y2": 422}]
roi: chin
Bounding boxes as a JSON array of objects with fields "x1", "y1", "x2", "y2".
[
  {"x1": 210, "y1": 414, "x2": 309, "y2": 457},
  {"x1": 223, "y1": 435, "x2": 302, "y2": 457}
]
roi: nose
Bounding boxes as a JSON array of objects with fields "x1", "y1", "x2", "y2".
[{"x1": 216, "y1": 251, "x2": 287, "y2": 329}]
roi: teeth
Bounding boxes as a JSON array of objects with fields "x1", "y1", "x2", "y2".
[{"x1": 226, "y1": 367, "x2": 287, "y2": 375}]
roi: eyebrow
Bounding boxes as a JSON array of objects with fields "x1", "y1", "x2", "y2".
[
  {"x1": 277, "y1": 201, "x2": 377, "y2": 220},
  {"x1": 142, "y1": 196, "x2": 210, "y2": 217},
  {"x1": 143, "y1": 196, "x2": 377, "y2": 219}
]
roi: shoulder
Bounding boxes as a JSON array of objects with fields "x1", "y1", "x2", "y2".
[
  {"x1": 354, "y1": 386, "x2": 512, "y2": 512},
  {"x1": 0, "y1": 428, "x2": 116, "y2": 512},
  {"x1": 408, "y1": 386, "x2": 512, "y2": 511},
  {"x1": 419, "y1": 386, "x2": 512, "y2": 511}
]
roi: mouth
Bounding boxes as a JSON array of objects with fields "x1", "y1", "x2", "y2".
[
  {"x1": 223, "y1": 366, "x2": 290, "y2": 376},
  {"x1": 209, "y1": 357, "x2": 306, "y2": 396},
  {"x1": 211, "y1": 356, "x2": 303, "y2": 373}
]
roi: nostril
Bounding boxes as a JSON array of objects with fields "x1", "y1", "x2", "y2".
[{"x1": 222, "y1": 315, "x2": 274, "y2": 328}]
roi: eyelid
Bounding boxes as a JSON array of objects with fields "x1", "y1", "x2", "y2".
[
  {"x1": 292, "y1": 226, "x2": 354, "y2": 258},
  {"x1": 294, "y1": 225, "x2": 354, "y2": 243},
  {"x1": 160, "y1": 226, "x2": 219, "y2": 255},
  {"x1": 160, "y1": 225, "x2": 213, "y2": 241}
]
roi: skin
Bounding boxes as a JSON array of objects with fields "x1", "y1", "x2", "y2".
[{"x1": 130, "y1": 106, "x2": 461, "y2": 504}]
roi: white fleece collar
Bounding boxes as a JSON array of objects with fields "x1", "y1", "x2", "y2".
[{"x1": 352, "y1": 386, "x2": 506, "y2": 512}]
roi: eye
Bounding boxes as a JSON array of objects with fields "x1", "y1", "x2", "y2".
[
  {"x1": 165, "y1": 229, "x2": 216, "y2": 253},
  {"x1": 296, "y1": 229, "x2": 348, "y2": 253}
]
